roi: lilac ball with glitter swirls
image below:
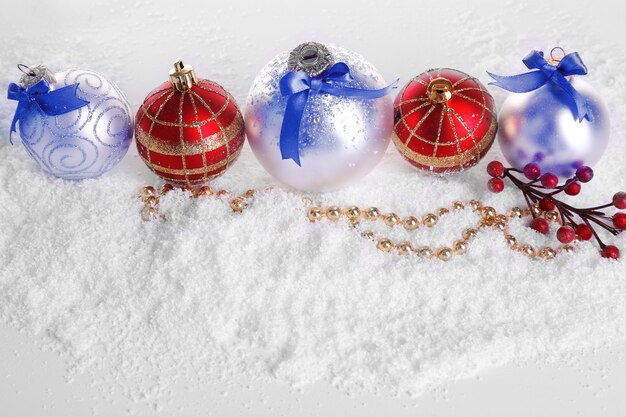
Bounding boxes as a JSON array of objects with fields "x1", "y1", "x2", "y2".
[{"x1": 14, "y1": 69, "x2": 133, "y2": 180}]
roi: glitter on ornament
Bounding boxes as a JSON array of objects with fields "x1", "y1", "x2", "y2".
[
  {"x1": 489, "y1": 48, "x2": 610, "y2": 178},
  {"x1": 6, "y1": 65, "x2": 133, "y2": 180},
  {"x1": 245, "y1": 43, "x2": 395, "y2": 192},
  {"x1": 135, "y1": 59, "x2": 245, "y2": 186},
  {"x1": 392, "y1": 68, "x2": 497, "y2": 174}
]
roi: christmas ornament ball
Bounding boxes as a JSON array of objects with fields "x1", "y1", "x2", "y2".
[
  {"x1": 498, "y1": 77, "x2": 610, "y2": 178},
  {"x1": 135, "y1": 60, "x2": 244, "y2": 186},
  {"x1": 392, "y1": 68, "x2": 497, "y2": 174},
  {"x1": 245, "y1": 42, "x2": 394, "y2": 192},
  {"x1": 8, "y1": 66, "x2": 133, "y2": 180}
]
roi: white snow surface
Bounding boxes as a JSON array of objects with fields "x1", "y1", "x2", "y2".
[{"x1": 0, "y1": 0, "x2": 625, "y2": 404}]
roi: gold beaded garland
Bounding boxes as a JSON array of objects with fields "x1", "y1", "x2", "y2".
[
  {"x1": 365, "y1": 207, "x2": 381, "y2": 221},
  {"x1": 161, "y1": 183, "x2": 174, "y2": 194},
  {"x1": 481, "y1": 206, "x2": 496, "y2": 219},
  {"x1": 469, "y1": 200, "x2": 482, "y2": 211},
  {"x1": 346, "y1": 206, "x2": 361, "y2": 220},
  {"x1": 141, "y1": 185, "x2": 156, "y2": 196},
  {"x1": 530, "y1": 205, "x2": 542, "y2": 216},
  {"x1": 437, "y1": 208, "x2": 450, "y2": 217},
  {"x1": 303, "y1": 200, "x2": 579, "y2": 261},
  {"x1": 195, "y1": 185, "x2": 213, "y2": 197},
  {"x1": 326, "y1": 206, "x2": 343, "y2": 221},
  {"x1": 544, "y1": 210, "x2": 559, "y2": 222},
  {"x1": 453, "y1": 240, "x2": 468, "y2": 254},
  {"x1": 493, "y1": 221, "x2": 507, "y2": 231},
  {"x1": 308, "y1": 207, "x2": 323, "y2": 222},
  {"x1": 539, "y1": 247, "x2": 557, "y2": 259},
  {"x1": 422, "y1": 213, "x2": 438, "y2": 227},
  {"x1": 504, "y1": 234, "x2": 517, "y2": 248},
  {"x1": 144, "y1": 195, "x2": 159, "y2": 207},
  {"x1": 383, "y1": 213, "x2": 401, "y2": 227},
  {"x1": 452, "y1": 201, "x2": 465, "y2": 210},
  {"x1": 403, "y1": 216, "x2": 420, "y2": 231},
  {"x1": 478, "y1": 218, "x2": 493, "y2": 228},
  {"x1": 230, "y1": 197, "x2": 246, "y2": 213},
  {"x1": 417, "y1": 246, "x2": 433, "y2": 258},
  {"x1": 377, "y1": 238, "x2": 393, "y2": 252},
  {"x1": 137, "y1": 184, "x2": 579, "y2": 261},
  {"x1": 509, "y1": 207, "x2": 523, "y2": 218},
  {"x1": 436, "y1": 247, "x2": 453, "y2": 261},
  {"x1": 520, "y1": 244, "x2": 536, "y2": 258},
  {"x1": 397, "y1": 241, "x2": 414, "y2": 255},
  {"x1": 463, "y1": 228, "x2": 478, "y2": 240}
]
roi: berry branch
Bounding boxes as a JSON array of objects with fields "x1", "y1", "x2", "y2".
[{"x1": 486, "y1": 161, "x2": 625, "y2": 259}]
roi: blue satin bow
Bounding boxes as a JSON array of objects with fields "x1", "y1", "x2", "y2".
[
  {"x1": 7, "y1": 80, "x2": 89, "y2": 144},
  {"x1": 487, "y1": 50, "x2": 593, "y2": 122},
  {"x1": 279, "y1": 62, "x2": 397, "y2": 166}
]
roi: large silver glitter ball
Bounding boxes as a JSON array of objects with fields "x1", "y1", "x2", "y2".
[
  {"x1": 17, "y1": 69, "x2": 133, "y2": 180},
  {"x1": 498, "y1": 77, "x2": 610, "y2": 178},
  {"x1": 245, "y1": 45, "x2": 393, "y2": 191}
]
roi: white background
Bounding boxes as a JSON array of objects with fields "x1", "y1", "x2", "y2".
[{"x1": 2, "y1": 0, "x2": 626, "y2": 415}]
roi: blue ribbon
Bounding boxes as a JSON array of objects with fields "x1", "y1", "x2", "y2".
[
  {"x1": 7, "y1": 79, "x2": 89, "y2": 144},
  {"x1": 279, "y1": 62, "x2": 398, "y2": 166},
  {"x1": 487, "y1": 50, "x2": 593, "y2": 122}
]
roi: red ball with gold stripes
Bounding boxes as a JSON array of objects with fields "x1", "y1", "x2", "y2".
[
  {"x1": 392, "y1": 68, "x2": 497, "y2": 174},
  {"x1": 135, "y1": 60, "x2": 244, "y2": 186}
]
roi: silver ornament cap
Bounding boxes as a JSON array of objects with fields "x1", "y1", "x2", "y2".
[
  {"x1": 287, "y1": 42, "x2": 334, "y2": 76},
  {"x1": 18, "y1": 64, "x2": 56, "y2": 87}
]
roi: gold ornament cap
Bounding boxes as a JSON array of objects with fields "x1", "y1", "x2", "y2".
[
  {"x1": 427, "y1": 77, "x2": 454, "y2": 104},
  {"x1": 169, "y1": 59, "x2": 198, "y2": 92}
]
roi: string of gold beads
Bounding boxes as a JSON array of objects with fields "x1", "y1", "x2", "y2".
[
  {"x1": 137, "y1": 186, "x2": 579, "y2": 260},
  {"x1": 306, "y1": 200, "x2": 578, "y2": 261},
  {"x1": 138, "y1": 184, "x2": 258, "y2": 221}
]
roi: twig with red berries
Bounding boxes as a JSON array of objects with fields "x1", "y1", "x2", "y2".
[{"x1": 486, "y1": 161, "x2": 625, "y2": 259}]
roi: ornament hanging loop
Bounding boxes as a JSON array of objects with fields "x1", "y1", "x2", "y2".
[
  {"x1": 169, "y1": 59, "x2": 198, "y2": 92},
  {"x1": 17, "y1": 64, "x2": 36, "y2": 77},
  {"x1": 549, "y1": 47, "x2": 566, "y2": 66}
]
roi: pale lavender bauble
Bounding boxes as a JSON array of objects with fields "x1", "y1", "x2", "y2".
[
  {"x1": 245, "y1": 45, "x2": 393, "y2": 192},
  {"x1": 15, "y1": 68, "x2": 133, "y2": 180},
  {"x1": 498, "y1": 77, "x2": 610, "y2": 178}
]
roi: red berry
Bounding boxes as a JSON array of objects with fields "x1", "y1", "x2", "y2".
[
  {"x1": 556, "y1": 226, "x2": 576, "y2": 244},
  {"x1": 576, "y1": 224, "x2": 593, "y2": 241},
  {"x1": 487, "y1": 177, "x2": 505, "y2": 193},
  {"x1": 523, "y1": 163, "x2": 541, "y2": 180},
  {"x1": 529, "y1": 217, "x2": 549, "y2": 234},
  {"x1": 540, "y1": 173, "x2": 559, "y2": 189},
  {"x1": 487, "y1": 161, "x2": 504, "y2": 177},
  {"x1": 564, "y1": 182, "x2": 581, "y2": 196},
  {"x1": 601, "y1": 245, "x2": 620, "y2": 260},
  {"x1": 576, "y1": 166, "x2": 594, "y2": 183},
  {"x1": 613, "y1": 192, "x2": 626, "y2": 209},
  {"x1": 538, "y1": 198, "x2": 555, "y2": 211},
  {"x1": 613, "y1": 212, "x2": 626, "y2": 230}
]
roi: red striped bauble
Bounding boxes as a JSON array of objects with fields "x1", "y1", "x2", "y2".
[
  {"x1": 392, "y1": 68, "x2": 497, "y2": 174},
  {"x1": 135, "y1": 60, "x2": 244, "y2": 186}
]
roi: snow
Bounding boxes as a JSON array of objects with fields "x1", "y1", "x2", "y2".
[{"x1": 0, "y1": 0, "x2": 625, "y2": 410}]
